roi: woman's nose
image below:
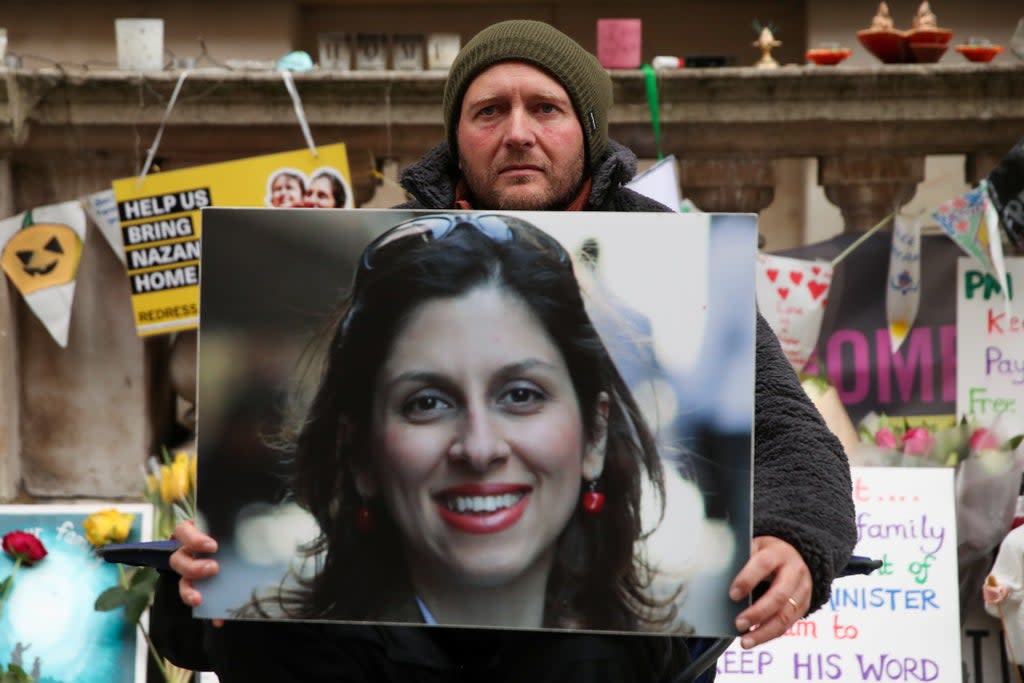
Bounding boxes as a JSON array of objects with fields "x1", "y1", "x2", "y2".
[{"x1": 449, "y1": 408, "x2": 510, "y2": 470}]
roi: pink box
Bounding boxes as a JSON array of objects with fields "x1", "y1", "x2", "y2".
[{"x1": 596, "y1": 18, "x2": 642, "y2": 69}]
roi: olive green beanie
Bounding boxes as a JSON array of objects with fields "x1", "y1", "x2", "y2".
[{"x1": 443, "y1": 19, "x2": 613, "y2": 170}]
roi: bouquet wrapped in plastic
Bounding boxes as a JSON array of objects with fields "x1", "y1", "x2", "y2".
[{"x1": 852, "y1": 413, "x2": 1024, "y2": 617}]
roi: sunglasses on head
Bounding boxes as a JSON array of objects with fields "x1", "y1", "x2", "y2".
[{"x1": 358, "y1": 213, "x2": 569, "y2": 272}]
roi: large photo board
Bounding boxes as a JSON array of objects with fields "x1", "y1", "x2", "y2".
[{"x1": 193, "y1": 208, "x2": 756, "y2": 637}]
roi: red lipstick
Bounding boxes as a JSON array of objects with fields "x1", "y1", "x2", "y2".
[{"x1": 434, "y1": 484, "x2": 531, "y2": 535}]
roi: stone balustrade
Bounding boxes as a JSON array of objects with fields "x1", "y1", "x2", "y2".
[{"x1": 0, "y1": 63, "x2": 1022, "y2": 500}]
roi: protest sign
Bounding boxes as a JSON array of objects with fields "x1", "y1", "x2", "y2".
[
  {"x1": 957, "y1": 256, "x2": 1024, "y2": 435},
  {"x1": 717, "y1": 467, "x2": 960, "y2": 682},
  {"x1": 111, "y1": 143, "x2": 352, "y2": 336}
]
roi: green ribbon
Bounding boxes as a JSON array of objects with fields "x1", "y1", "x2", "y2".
[{"x1": 641, "y1": 63, "x2": 664, "y2": 161}]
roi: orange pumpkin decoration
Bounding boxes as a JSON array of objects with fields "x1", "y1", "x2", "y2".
[{"x1": 1, "y1": 223, "x2": 83, "y2": 295}]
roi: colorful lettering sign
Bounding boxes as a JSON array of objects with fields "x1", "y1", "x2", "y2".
[
  {"x1": 956, "y1": 257, "x2": 1024, "y2": 434},
  {"x1": 717, "y1": 467, "x2": 960, "y2": 682},
  {"x1": 111, "y1": 143, "x2": 353, "y2": 336}
]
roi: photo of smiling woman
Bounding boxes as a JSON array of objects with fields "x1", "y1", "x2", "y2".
[
  {"x1": 238, "y1": 213, "x2": 673, "y2": 632},
  {"x1": 193, "y1": 207, "x2": 757, "y2": 637}
]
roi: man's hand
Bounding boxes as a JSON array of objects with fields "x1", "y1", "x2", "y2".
[
  {"x1": 729, "y1": 535, "x2": 812, "y2": 649},
  {"x1": 169, "y1": 520, "x2": 224, "y2": 627}
]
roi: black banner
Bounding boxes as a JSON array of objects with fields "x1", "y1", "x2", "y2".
[{"x1": 988, "y1": 137, "x2": 1024, "y2": 250}]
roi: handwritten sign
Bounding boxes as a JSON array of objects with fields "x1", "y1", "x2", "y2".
[
  {"x1": 957, "y1": 256, "x2": 1024, "y2": 434},
  {"x1": 717, "y1": 467, "x2": 960, "y2": 682},
  {"x1": 755, "y1": 253, "x2": 833, "y2": 372}
]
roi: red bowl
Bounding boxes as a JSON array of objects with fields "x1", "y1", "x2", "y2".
[
  {"x1": 905, "y1": 28, "x2": 954, "y2": 46},
  {"x1": 806, "y1": 48, "x2": 853, "y2": 65},
  {"x1": 857, "y1": 29, "x2": 907, "y2": 63},
  {"x1": 955, "y1": 44, "x2": 1004, "y2": 62},
  {"x1": 908, "y1": 41, "x2": 948, "y2": 63}
]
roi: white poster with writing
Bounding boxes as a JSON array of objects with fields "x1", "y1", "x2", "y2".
[
  {"x1": 717, "y1": 467, "x2": 960, "y2": 682},
  {"x1": 957, "y1": 256, "x2": 1024, "y2": 435}
]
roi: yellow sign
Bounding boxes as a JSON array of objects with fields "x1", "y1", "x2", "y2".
[{"x1": 112, "y1": 143, "x2": 353, "y2": 336}]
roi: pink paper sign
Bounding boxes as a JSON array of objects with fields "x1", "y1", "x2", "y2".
[
  {"x1": 597, "y1": 18, "x2": 642, "y2": 69},
  {"x1": 756, "y1": 253, "x2": 833, "y2": 372}
]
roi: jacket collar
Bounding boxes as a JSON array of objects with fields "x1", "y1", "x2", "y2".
[{"x1": 399, "y1": 140, "x2": 638, "y2": 211}]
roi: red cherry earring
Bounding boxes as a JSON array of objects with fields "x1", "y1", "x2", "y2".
[{"x1": 582, "y1": 480, "x2": 605, "y2": 515}]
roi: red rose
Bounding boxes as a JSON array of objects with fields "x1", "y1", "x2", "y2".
[
  {"x1": 969, "y1": 427, "x2": 1000, "y2": 452},
  {"x1": 2, "y1": 531, "x2": 47, "y2": 565}
]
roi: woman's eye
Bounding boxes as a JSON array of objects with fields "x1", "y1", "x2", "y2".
[
  {"x1": 499, "y1": 385, "x2": 546, "y2": 411},
  {"x1": 402, "y1": 393, "x2": 452, "y2": 419}
]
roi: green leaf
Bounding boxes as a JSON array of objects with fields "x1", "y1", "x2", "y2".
[
  {"x1": 0, "y1": 575, "x2": 12, "y2": 595},
  {"x1": 1004, "y1": 435, "x2": 1024, "y2": 451},
  {"x1": 129, "y1": 566, "x2": 159, "y2": 592},
  {"x1": 94, "y1": 585, "x2": 130, "y2": 611},
  {"x1": 123, "y1": 591, "x2": 152, "y2": 625}
]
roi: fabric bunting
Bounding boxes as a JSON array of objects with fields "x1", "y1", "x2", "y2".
[
  {"x1": 755, "y1": 253, "x2": 833, "y2": 373},
  {"x1": 886, "y1": 213, "x2": 922, "y2": 353},
  {"x1": 0, "y1": 201, "x2": 88, "y2": 347},
  {"x1": 932, "y1": 181, "x2": 997, "y2": 276}
]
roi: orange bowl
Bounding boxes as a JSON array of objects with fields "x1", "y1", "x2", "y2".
[
  {"x1": 857, "y1": 29, "x2": 907, "y2": 63},
  {"x1": 955, "y1": 44, "x2": 1004, "y2": 62},
  {"x1": 806, "y1": 48, "x2": 853, "y2": 65},
  {"x1": 908, "y1": 41, "x2": 948, "y2": 63}
]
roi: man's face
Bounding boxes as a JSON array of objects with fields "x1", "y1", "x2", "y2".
[{"x1": 456, "y1": 62, "x2": 585, "y2": 211}]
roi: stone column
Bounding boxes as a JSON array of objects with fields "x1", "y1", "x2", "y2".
[
  {"x1": 818, "y1": 156, "x2": 925, "y2": 232},
  {"x1": 677, "y1": 158, "x2": 776, "y2": 214},
  {"x1": 0, "y1": 158, "x2": 21, "y2": 501}
]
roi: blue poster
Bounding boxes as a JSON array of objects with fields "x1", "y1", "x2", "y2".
[{"x1": 0, "y1": 504, "x2": 151, "y2": 683}]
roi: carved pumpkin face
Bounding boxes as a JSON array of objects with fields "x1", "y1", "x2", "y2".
[{"x1": 1, "y1": 224, "x2": 83, "y2": 295}]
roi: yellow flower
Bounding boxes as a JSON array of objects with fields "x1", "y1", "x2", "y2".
[
  {"x1": 187, "y1": 452, "x2": 198, "y2": 491},
  {"x1": 83, "y1": 508, "x2": 136, "y2": 547},
  {"x1": 160, "y1": 457, "x2": 190, "y2": 504}
]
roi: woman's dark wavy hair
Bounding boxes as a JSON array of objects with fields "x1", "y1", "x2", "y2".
[{"x1": 275, "y1": 213, "x2": 672, "y2": 630}]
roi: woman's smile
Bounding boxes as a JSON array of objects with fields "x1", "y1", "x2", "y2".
[{"x1": 434, "y1": 483, "x2": 532, "y2": 534}]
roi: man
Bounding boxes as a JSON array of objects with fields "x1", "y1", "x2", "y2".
[{"x1": 158, "y1": 19, "x2": 855, "y2": 683}]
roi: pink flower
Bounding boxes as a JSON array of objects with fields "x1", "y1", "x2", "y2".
[
  {"x1": 874, "y1": 427, "x2": 898, "y2": 448},
  {"x1": 969, "y1": 427, "x2": 1000, "y2": 452},
  {"x1": 901, "y1": 427, "x2": 936, "y2": 456}
]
